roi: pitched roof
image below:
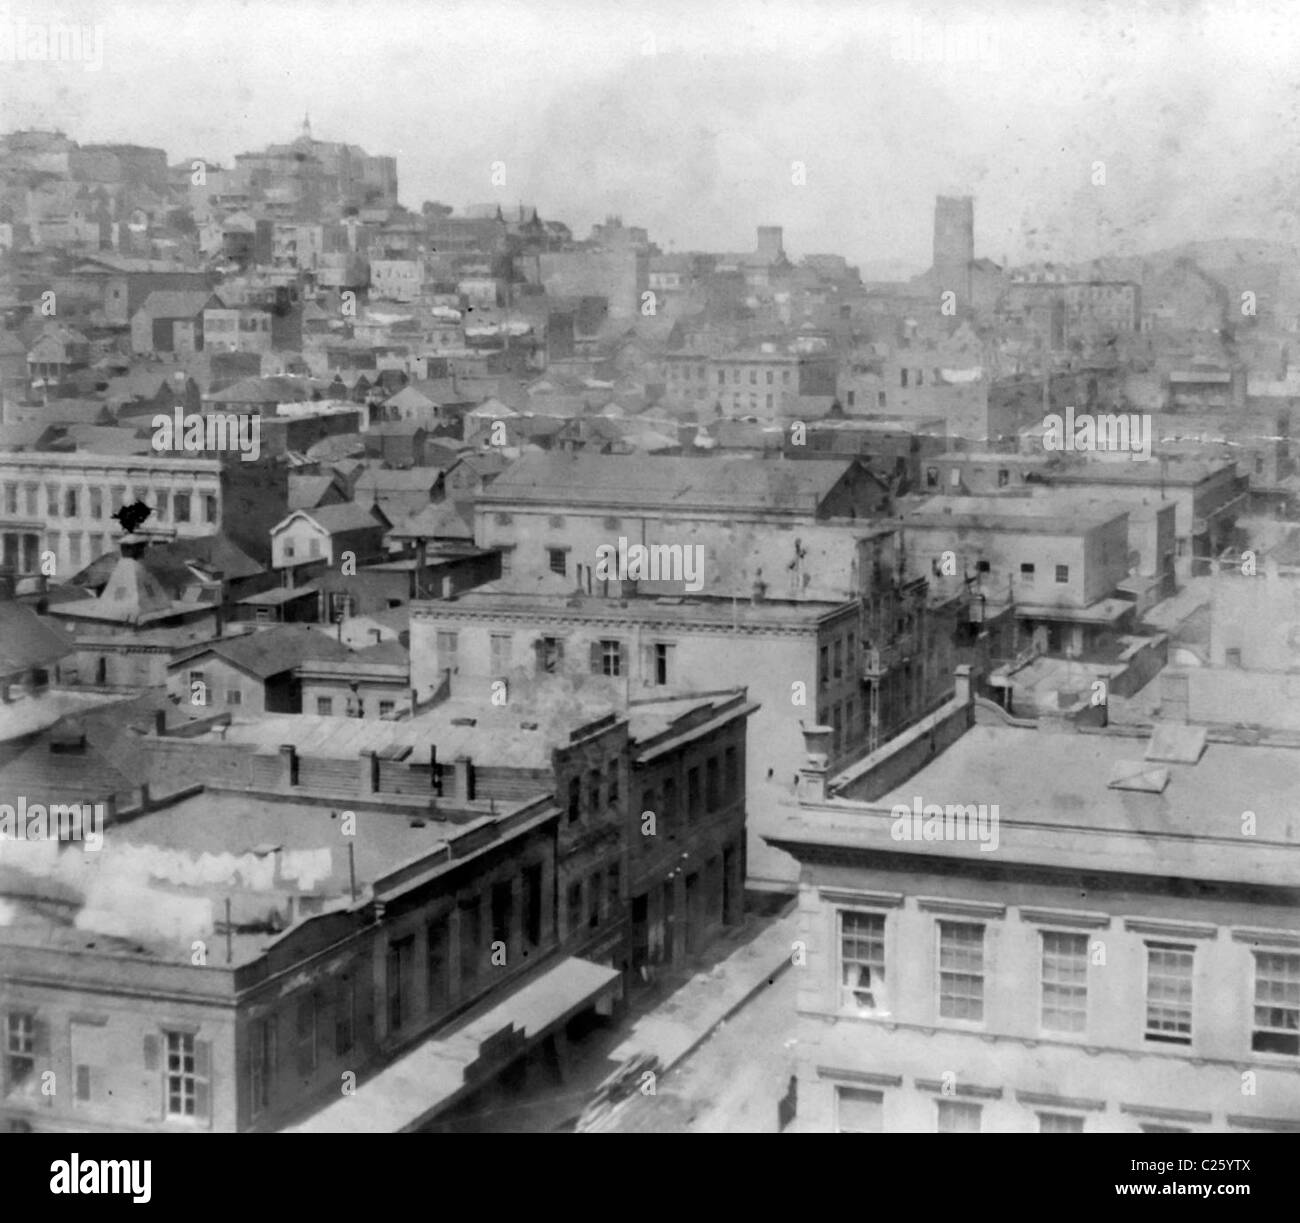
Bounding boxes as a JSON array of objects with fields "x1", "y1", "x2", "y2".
[
  {"x1": 288, "y1": 474, "x2": 344, "y2": 509},
  {"x1": 173, "y1": 625, "x2": 353, "y2": 679},
  {"x1": 0, "y1": 601, "x2": 74, "y2": 677},
  {"x1": 277, "y1": 502, "x2": 390, "y2": 535},
  {"x1": 386, "y1": 500, "x2": 474, "y2": 541},
  {"x1": 136, "y1": 290, "x2": 220, "y2": 320},
  {"x1": 479, "y1": 453, "x2": 860, "y2": 513}
]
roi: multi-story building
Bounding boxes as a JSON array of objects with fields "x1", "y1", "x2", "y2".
[
  {"x1": 772, "y1": 673, "x2": 1300, "y2": 1133},
  {"x1": 472, "y1": 452, "x2": 890, "y2": 601},
  {"x1": 0, "y1": 452, "x2": 223, "y2": 579},
  {"x1": 899, "y1": 496, "x2": 1134, "y2": 657},
  {"x1": 408, "y1": 578, "x2": 953, "y2": 889},
  {"x1": 659, "y1": 348, "x2": 838, "y2": 420}
]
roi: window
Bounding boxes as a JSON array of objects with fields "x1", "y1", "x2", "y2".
[
  {"x1": 378, "y1": 700, "x2": 394, "y2": 717},
  {"x1": 596, "y1": 639, "x2": 623, "y2": 677},
  {"x1": 568, "y1": 776, "x2": 581, "y2": 822},
  {"x1": 5, "y1": 1012, "x2": 36, "y2": 1090},
  {"x1": 1055, "y1": 564, "x2": 1069, "y2": 584},
  {"x1": 64, "y1": 488, "x2": 78, "y2": 517},
  {"x1": 538, "y1": 636, "x2": 564, "y2": 673},
  {"x1": 1145, "y1": 943, "x2": 1194, "y2": 1044},
  {"x1": 925, "y1": 467, "x2": 938, "y2": 488},
  {"x1": 653, "y1": 642, "x2": 672, "y2": 686},
  {"x1": 1225, "y1": 648, "x2": 1243, "y2": 669},
  {"x1": 249, "y1": 1017, "x2": 276, "y2": 1115},
  {"x1": 832, "y1": 639, "x2": 843, "y2": 679},
  {"x1": 706, "y1": 756, "x2": 719, "y2": 810},
  {"x1": 547, "y1": 548, "x2": 567, "y2": 576},
  {"x1": 724, "y1": 745, "x2": 739, "y2": 797},
  {"x1": 938, "y1": 922, "x2": 985, "y2": 1022},
  {"x1": 155, "y1": 491, "x2": 168, "y2": 521},
  {"x1": 165, "y1": 1031, "x2": 206, "y2": 1119},
  {"x1": 877, "y1": 391, "x2": 887, "y2": 408},
  {"x1": 2, "y1": 485, "x2": 15, "y2": 515},
  {"x1": 588, "y1": 871, "x2": 603, "y2": 927},
  {"x1": 226, "y1": 689, "x2": 243, "y2": 706},
  {"x1": 1251, "y1": 951, "x2": 1300, "y2": 1055},
  {"x1": 1019, "y1": 563, "x2": 1035, "y2": 583},
  {"x1": 567, "y1": 881, "x2": 583, "y2": 934},
  {"x1": 587, "y1": 767, "x2": 602, "y2": 812},
  {"x1": 819, "y1": 645, "x2": 829, "y2": 685},
  {"x1": 687, "y1": 766, "x2": 701, "y2": 819},
  {"x1": 316, "y1": 697, "x2": 333, "y2": 716},
  {"x1": 47, "y1": 486, "x2": 59, "y2": 517},
  {"x1": 35, "y1": 485, "x2": 48, "y2": 517},
  {"x1": 608, "y1": 764, "x2": 619, "y2": 808},
  {"x1": 840, "y1": 910, "x2": 887, "y2": 1012},
  {"x1": 335, "y1": 975, "x2": 355, "y2": 1056},
  {"x1": 1038, "y1": 1112, "x2": 1083, "y2": 1133},
  {"x1": 607, "y1": 863, "x2": 620, "y2": 911},
  {"x1": 936, "y1": 1100, "x2": 981, "y2": 1132},
  {"x1": 976, "y1": 560, "x2": 990, "y2": 574},
  {"x1": 1041, "y1": 931, "x2": 1088, "y2": 1033},
  {"x1": 548, "y1": 515, "x2": 565, "y2": 529},
  {"x1": 836, "y1": 1087, "x2": 883, "y2": 1133},
  {"x1": 174, "y1": 493, "x2": 191, "y2": 523},
  {"x1": 283, "y1": 541, "x2": 296, "y2": 562},
  {"x1": 490, "y1": 633, "x2": 512, "y2": 675},
  {"x1": 203, "y1": 494, "x2": 217, "y2": 523},
  {"x1": 495, "y1": 512, "x2": 513, "y2": 525},
  {"x1": 900, "y1": 368, "x2": 908, "y2": 388},
  {"x1": 662, "y1": 777, "x2": 676, "y2": 826},
  {"x1": 296, "y1": 993, "x2": 318, "y2": 1076},
  {"x1": 435, "y1": 631, "x2": 459, "y2": 674},
  {"x1": 387, "y1": 936, "x2": 414, "y2": 1032}
]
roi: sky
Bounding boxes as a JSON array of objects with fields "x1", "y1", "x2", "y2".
[{"x1": 2, "y1": 0, "x2": 1300, "y2": 274}]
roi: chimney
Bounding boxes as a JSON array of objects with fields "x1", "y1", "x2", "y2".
[
  {"x1": 280, "y1": 743, "x2": 299, "y2": 787},
  {"x1": 953, "y1": 664, "x2": 973, "y2": 706},
  {"x1": 796, "y1": 722, "x2": 833, "y2": 804},
  {"x1": 360, "y1": 748, "x2": 379, "y2": 794},
  {"x1": 372, "y1": 628, "x2": 383, "y2": 645},
  {"x1": 453, "y1": 755, "x2": 474, "y2": 801},
  {"x1": 154, "y1": 709, "x2": 167, "y2": 736}
]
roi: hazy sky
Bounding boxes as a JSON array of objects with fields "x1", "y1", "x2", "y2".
[{"x1": 3, "y1": 0, "x2": 1300, "y2": 272}]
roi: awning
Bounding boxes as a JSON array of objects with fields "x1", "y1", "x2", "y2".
[{"x1": 286, "y1": 956, "x2": 621, "y2": 1133}]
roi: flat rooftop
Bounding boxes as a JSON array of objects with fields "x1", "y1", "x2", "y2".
[{"x1": 790, "y1": 724, "x2": 1300, "y2": 888}]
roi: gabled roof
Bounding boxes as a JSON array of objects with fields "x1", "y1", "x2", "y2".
[
  {"x1": 171, "y1": 625, "x2": 352, "y2": 679},
  {"x1": 135, "y1": 290, "x2": 220, "y2": 320},
  {"x1": 272, "y1": 503, "x2": 390, "y2": 536},
  {"x1": 384, "y1": 385, "x2": 439, "y2": 411}
]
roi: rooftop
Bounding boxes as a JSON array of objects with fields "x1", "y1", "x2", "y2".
[
  {"x1": 788, "y1": 724, "x2": 1300, "y2": 888},
  {"x1": 477, "y1": 452, "x2": 861, "y2": 514}
]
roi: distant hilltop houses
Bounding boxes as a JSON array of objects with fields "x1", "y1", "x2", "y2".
[{"x1": 0, "y1": 118, "x2": 1298, "y2": 1135}]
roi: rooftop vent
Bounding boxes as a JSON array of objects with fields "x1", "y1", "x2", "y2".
[
  {"x1": 1106, "y1": 761, "x2": 1170, "y2": 793},
  {"x1": 451, "y1": 716, "x2": 477, "y2": 727}
]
